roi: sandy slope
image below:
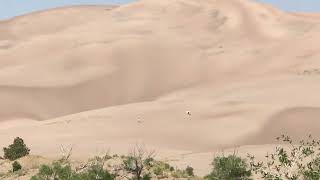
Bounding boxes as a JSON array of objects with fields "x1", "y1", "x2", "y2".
[{"x1": 1, "y1": 0, "x2": 320, "y2": 175}]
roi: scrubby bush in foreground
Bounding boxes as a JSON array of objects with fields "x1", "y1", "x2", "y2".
[
  {"x1": 3, "y1": 137, "x2": 30, "y2": 161},
  {"x1": 248, "y1": 135, "x2": 320, "y2": 180},
  {"x1": 186, "y1": 166, "x2": 194, "y2": 176},
  {"x1": 29, "y1": 145, "x2": 193, "y2": 180},
  {"x1": 31, "y1": 162, "x2": 79, "y2": 180},
  {"x1": 78, "y1": 164, "x2": 114, "y2": 180},
  {"x1": 31, "y1": 161, "x2": 114, "y2": 180},
  {"x1": 123, "y1": 145, "x2": 155, "y2": 180},
  {"x1": 205, "y1": 154, "x2": 252, "y2": 180},
  {"x1": 13, "y1": 135, "x2": 320, "y2": 179}
]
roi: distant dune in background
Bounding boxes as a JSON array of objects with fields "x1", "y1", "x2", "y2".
[{"x1": 1, "y1": 0, "x2": 320, "y2": 175}]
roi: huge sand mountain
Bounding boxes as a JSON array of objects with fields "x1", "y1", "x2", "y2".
[{"x1": 0, "y1": 0, "x2": 320, "y2": 175}]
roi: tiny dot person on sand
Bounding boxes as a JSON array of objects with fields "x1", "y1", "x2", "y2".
[{"x1": 137, "y1": 116, "x2": 143, "y2": 124}]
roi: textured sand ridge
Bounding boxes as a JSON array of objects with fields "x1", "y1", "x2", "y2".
[{"x1": 1, "y1": 0, "x2": 320, "y2": 175}]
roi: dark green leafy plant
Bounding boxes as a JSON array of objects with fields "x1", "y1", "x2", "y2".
[
  {"x1": 186, "y1": 166, "x2": 194, "y2": 176},
  {"x1": 3, "y1": 137, "x2": 30, "y2": 161},
  {"x1": 205, "y1": 155, "x2": 252, "y2": 180},
  {"x1": 169, "y1": 166, "x2": 175, "y2": 171},
  {"x1": 12, "y1": 161, "x2": 22, "y2": 172},
  {"x1": 141, "y1": 173, "x2": 151, "y2": 180}
]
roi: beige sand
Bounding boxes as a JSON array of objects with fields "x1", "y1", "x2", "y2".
[{"x1": 1, "y1": 0, "x2": 320, "y2": 175}]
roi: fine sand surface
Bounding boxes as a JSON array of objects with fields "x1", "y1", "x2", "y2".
[{"x1": 1, "y1": 0, "x2": 320, "y2": 176}]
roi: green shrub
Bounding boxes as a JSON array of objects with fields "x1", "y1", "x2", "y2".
[
  {"x1": 169, "y1": 166, "x2": 174, "y2": 171},
  {"x1": 205, "y1": 155, "x2": 252, "y2": 180},
  {"x1": 123, "y1": 145, "x2": 155, "y2": 180},
  {"x1": 12, "y1": 161, "x2": 22, "y2": 172},
  {"x1": 185, "y1": 166, "x2": 194, "y2": 176},
  {"x1": 142, "y1": 173, "x2": 151, "y2": 180},
  {"x1": 153, "y1": 166, "x2": 163, "y2": 176},
  {"x1": 32, "y1": 160, "x2": 114, "y2": 180},
  {"x1": 123, "y1": 156, "x2": 135, "y2": 171},
  {"x1": 144, "y1": 157, "x2": 154, "y2": 167},
  {"x1": 79, "y1": 164, "x2": 114, "y2": 180},
  {"x1": 39, "y1": 164, "x2": 53, "y2": 176},
  {"x1": 164, "y1": 163, "x2": 170, "y2": 170},
  {"x1": 249, "y1": 135, "x2": 320, "y2": 180},
  {"x1": 3, "y1": 137, "x2": 30, "y2": 161},
  {"x1": 30, "y1": 176, "x2": 38, "y2": 180},
  {"x1": 31, "y1": 162, "x2": 80, "y2": 180},
  {"x1": 302, "y1": 157, "x2": 320, "y2": 180}
]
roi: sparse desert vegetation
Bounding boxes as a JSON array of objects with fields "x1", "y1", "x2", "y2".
[
  {"x1": 3, "y1": 137, "x2": 30, "y2": 161},
  {"x1": 31, "y1": 160, "x2": 114, "y2": 180},
  {"x1": 12, "y1": 161, "x2": 22, "y2": 173},
  {"x1": 1, "y1": 135, "x2": 320, "y2": 179},
  {"x1": 0, "y1": 138, "x2": 199, "y2": 179},
  {"x1": 248, "y1": 135, "x2": 320, "y2": 180},
  {"x1": 205, "y1": 155, "x2": 251, "y2": 180}
]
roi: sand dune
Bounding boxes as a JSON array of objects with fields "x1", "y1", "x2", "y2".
[{"x1": 1, "y1": 0, "x2": 320, "y2": 175}]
